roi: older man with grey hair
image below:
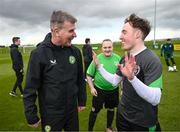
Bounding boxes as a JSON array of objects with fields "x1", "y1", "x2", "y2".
[{"x1": 23, "y1": 10, "x2": 86, "y2": 131}]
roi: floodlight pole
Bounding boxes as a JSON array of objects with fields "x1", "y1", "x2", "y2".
[{"x1": 153, "y1": 0, "x2": 157, "y2": 46}]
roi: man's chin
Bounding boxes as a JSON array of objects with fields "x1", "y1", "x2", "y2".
[
  {"x1": 63, "y1": 40, "x2": 70, "y2": 46},
  {"x1": 104, "y1": 53, "x2": 112, "y2": 57},
  {"x1": 121, "y1": 46, "x2": 130, "y2": 51},
  {"x1": 65, "y1": 42, "x2": 71, "y2": 47}
]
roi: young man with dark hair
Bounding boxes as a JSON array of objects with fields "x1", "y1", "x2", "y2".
[
  {"x1": 82, "y1": 38, "x2": 93, "y2": 81},
  {"x1": 87, "y1": 39, "x2": 121, "y2": 132},
  {"x1": 93, "y1": 14, "x2": 163, "y2": 131},
  {"x1": 23, "y1": 10, "x2": 86, "y2": 131},
  {"x1": 161, "y1": 38, "x2": 177, "y2": 71},
  {"x1": 9, "y1": 37, "x2": 24, "y2": 97}
]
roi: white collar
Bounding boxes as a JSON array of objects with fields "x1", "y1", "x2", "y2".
[{"x1": 132, "y1": 46, "x2": 147, "y2": 56}]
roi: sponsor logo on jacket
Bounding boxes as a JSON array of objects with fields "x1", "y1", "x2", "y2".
[{"x1": 50, "y1": 59, "x2": 57, "y2": 65}]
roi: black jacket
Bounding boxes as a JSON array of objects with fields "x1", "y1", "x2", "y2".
[
  {"x1": 82, "y1": 44, "x2": 93, "y2": 63},
  {"x1": 23, "y1": 33, "x2": 86, "y2": 124},
  {"x1": 9, "y1": 44, "x2": 23, "y2": 71}
]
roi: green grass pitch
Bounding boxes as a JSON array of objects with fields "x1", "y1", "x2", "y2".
[{"x1": 0, "y1": 44, "x2": 180, "y2": 131}]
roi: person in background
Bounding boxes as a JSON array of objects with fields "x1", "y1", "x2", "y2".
[
  {"x1": 9, "y1": 37, "x2": 24, "y2": 97},
  {"x1": 82, "y1": 38, "x2": 93, "y2": 81},
  {"x1": 87, "y1": 39, "x2": 121, "y2": 132},
  {"x1": 161, "y1": 38, "x2": 177, "y2": 71}
]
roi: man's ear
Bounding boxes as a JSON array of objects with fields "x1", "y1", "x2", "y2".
[
  {"x1": 55, "y1": 28, "x2": 60, "y2": 37},
  {"x1": 135, "y1": 30, "x2": 142, "y2": 39},
  {"x1": 52, "y1": 26, "x2": 61, "y2": 37}
]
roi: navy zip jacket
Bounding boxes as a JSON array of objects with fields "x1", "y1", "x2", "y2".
[
  {"x1": 10, "y1": 44, "x2": 23, "y2": 71},
  {"x1": 23, "y1": 33, "x2": 86, "y2": 124}
]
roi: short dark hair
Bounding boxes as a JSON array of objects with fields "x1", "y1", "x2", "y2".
[
  {"x1": 102, "y1": 39, "x2": 112, "y2": 43},
  {"x1": 50, "y1": 10, "x2": 77, "y2": 30},
  {"x1": 12, "y1": 37, "x2": 20, "y2": 43},
  {"x1": 125, "y1": 13, "x2": 151, "y2": 40},
  {"x1": 85, "y1": 38, "x2": 90, "y2": 44}
]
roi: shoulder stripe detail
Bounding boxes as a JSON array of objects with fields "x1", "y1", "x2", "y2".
[{"x1": 149, "y1": 75, "x2": 163, "y2": 89}]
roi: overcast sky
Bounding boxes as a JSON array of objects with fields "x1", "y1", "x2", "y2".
[{"x1": 0, "y1": 0, "x2": 180, "y2": 46}]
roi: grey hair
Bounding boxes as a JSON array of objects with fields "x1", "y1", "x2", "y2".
[{"x1": 50, "y1": 10, "x2": 77, "y2": 30}]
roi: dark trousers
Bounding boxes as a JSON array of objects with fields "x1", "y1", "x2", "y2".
[
  {"x1": 164, "y1": 53, "x2": 176, "y2": 66},
  {"x1": 41, "y1": 110, "x2": 79, "y2": 131},
  {"x1": 12, "y1": 69, "x2": 23, "y2": 94},
  {"x1": 116, "y1": 111, "x2": 161, "y2": 132},
  {"x1": 165, "y1": 58, "x2": 176, "y2": 66},
  {"x1": 88, "y1": 87, "x2": 119, "y2": 131}
]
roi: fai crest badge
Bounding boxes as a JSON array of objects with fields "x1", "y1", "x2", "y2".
[
  {"x1": 134, "y1": 65, "x2": 140, "y2": 75},
  {"x1": 45, "y1": 125, "x2": 51, "y2": 132},
  {"x1": 69, "y1": 56, "x2": 76, "y2": 64}
]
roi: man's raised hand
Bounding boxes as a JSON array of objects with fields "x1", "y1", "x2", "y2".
[
  {"x1": 118, "y1": 52, "x2": 136, "y2": 80},
  {"x1": 92, "y1": 51, "x2": 100, "y2": 68}
]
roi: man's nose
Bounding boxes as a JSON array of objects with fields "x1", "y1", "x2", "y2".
[
  {"x1": 119, "y1": 33, "x2": 123, "y2": 40},
  {"x1": 73, "y1": 32, "x2": 77, "y2": 37}
]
